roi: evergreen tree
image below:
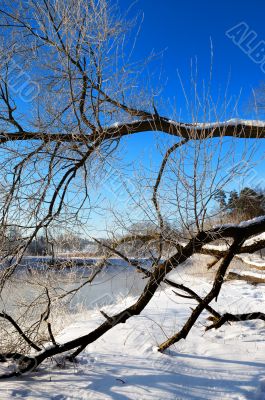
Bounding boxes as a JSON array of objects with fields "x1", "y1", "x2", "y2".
[
  {"x1": 227, "y1": 187, "x2": 265, "y2": 220},
  {"x1": 214, "y1": 189, "x2": 227, "y2": 209}
]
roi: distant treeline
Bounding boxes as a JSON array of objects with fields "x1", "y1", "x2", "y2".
[{"x1": 214, "y1": 186, "x2": 265, "y2": 221}]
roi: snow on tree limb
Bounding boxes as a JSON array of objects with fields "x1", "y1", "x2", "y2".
[{"x1": 1, "y1": 118, "x2": 265, "y2": 143}]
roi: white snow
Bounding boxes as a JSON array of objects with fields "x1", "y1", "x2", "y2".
[
  {"x1": 239, "y1": 216, "x2": 265, "y2": 228},
  {"x1": 1, "y1": 259, "x2": 265, "y2": 399},
  {"x1": 193, "y1": 119, "x2": 265, "y2": 129},
  {"x1": 166, "y1": 118, "x2": 265, "y2": 129},
  {"x1": 110, "y1": 118, "x2": 265, "y2": 131},
  {"x1": 213, "y1": 215, "x2": 265, "y2": 231},
  {"x1": 110, "y1": 122, "x2": 120, "y2": 128},
  {"x1": 243, "y1": 231, "x2": 265, "y2": 246},
  {"x1": 203, "y1": 231, "x2": 265, "y2": 253},
  {"x1": 203, "y1": 243, "x2": 229, "y2": 251},
  {"x1": 236, "y1": 253, "x2": 265, "y2": 268}
]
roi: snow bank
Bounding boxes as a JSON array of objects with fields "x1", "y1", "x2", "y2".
[{"x1": 1, "y1": 268, "x2": 265, "y2": 399}]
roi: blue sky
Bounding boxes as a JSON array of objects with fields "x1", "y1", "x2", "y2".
[
  {"x1": 115, "y1": 0, "x2": 265, "y2": 170},
  {"x1": 119, "y1": 0, "x2": 265, "y2": 114}
]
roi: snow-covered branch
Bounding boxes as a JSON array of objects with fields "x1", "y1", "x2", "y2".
[{"x1": 1, "y1": 118, "x2": 265, "y2": 144}]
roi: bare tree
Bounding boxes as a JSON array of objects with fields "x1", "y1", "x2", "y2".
[{"x1": 0, "y1": 0, "x2": 264, "y2": 378}]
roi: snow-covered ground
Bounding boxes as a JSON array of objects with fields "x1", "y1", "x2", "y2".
[{"x1": 1, "y1": 257, "x2": 265, "y2": 399}]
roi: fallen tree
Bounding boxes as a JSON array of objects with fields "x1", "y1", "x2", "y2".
[{"x1": 0, "y1": 216, "x2": 265, "y2": 377}]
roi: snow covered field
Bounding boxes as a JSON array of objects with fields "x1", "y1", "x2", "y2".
[{"x1": 1, "y1": 256, "x2": 265, "y2": 399}]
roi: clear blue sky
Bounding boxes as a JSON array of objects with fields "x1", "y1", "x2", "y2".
[{"x1": 119, "y1": 0, "x2": 265, "y2": 113}]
